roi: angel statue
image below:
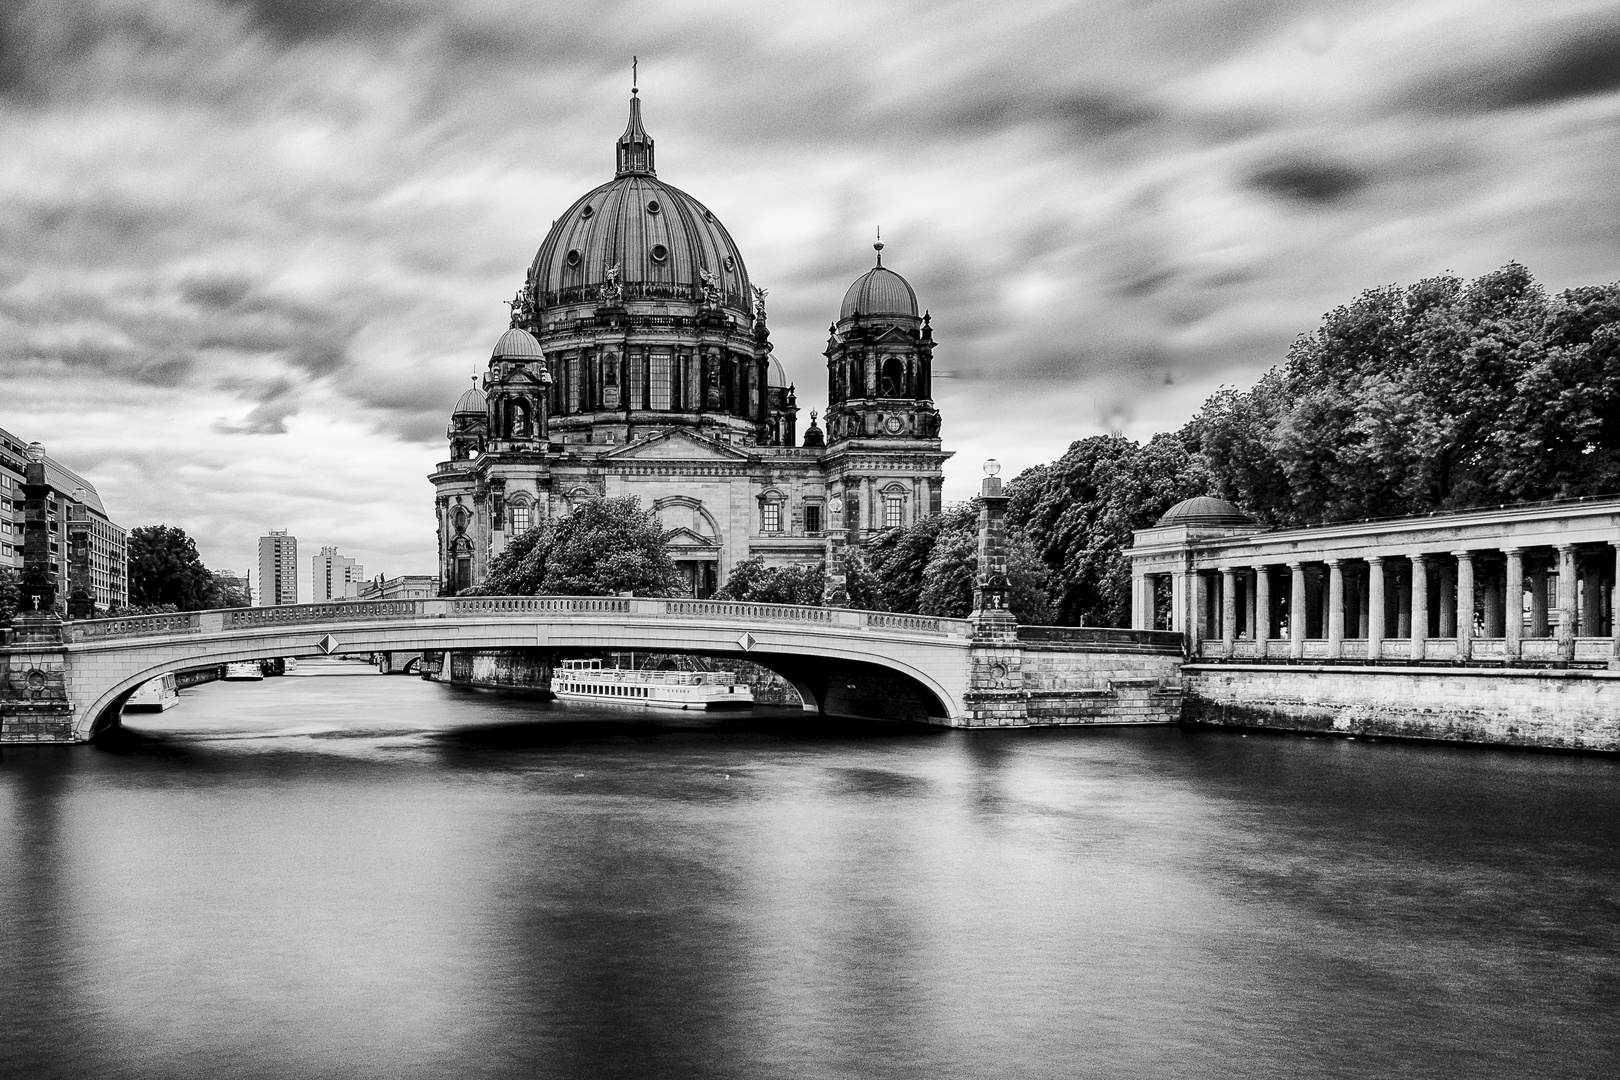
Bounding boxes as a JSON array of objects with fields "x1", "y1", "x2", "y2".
[
  {"x1": 599, "y1": 263, "x2": 624, "y2": 305},
  {"x1": 751, "y1": 285, "x2": 768, "y2": 321},
  {"x1": 698, "y1": 266, "x2": 720, "y2": 306}
]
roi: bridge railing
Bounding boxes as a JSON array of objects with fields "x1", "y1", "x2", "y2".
[{"x1": 65, "y1": 596, "x2": 974, "y2": 642}]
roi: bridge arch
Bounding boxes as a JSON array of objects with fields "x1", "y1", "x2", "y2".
[{"x1": 68, "y1": 600, "x2": 972, "y2": 740}]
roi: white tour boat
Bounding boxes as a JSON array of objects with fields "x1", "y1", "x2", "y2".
[
  {"x1": 223, "y1": 661, "x2": 265, "y2": 681},
  {"x1": 124, "y1": 673, "x2": 180, "y2": 712},
  {"x1": 552, "y1": 659, "x2": 754, "y2": 710}
]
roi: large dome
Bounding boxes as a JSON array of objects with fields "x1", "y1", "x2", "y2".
[
  {"x1": 527, "y1": 95, "x2": 752, "y2": 318},
  {"x1": 841, "y1": 264, "x2": 918, "y2": 320}
]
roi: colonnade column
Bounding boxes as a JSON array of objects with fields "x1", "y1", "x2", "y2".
[
  {"x1": 1244, "y1": 571, "x2": 1258, "y2": 643},
  {"x1": 1190, "y1": 572, "x2": 1206, "y2": 656},
  {"x1": 1438, "y1": 559, "x2": 1457, "y2": 639},
  {"x1": 1131, "y1": 572, "x2": 1149, "y2": 630},
  {"x1": 1557, "y1": 544, "x2": 1577, "y2": 660},
  {"x1": 1289, "y1": 561, "x2": 1307, "y2": 660},
  {"x1": 1326, "y1": 559, "x2": 1345, "y2": 658},
  {"x1": 1454, "y1": 550, "x2": 1475, "y2": 659},
  {"x1": 1367, "y1": 556, "x2": 1385, "y2": 661},
  {"x1": 1504, "y1": 548, "x2": 1523, "y2": 658},
  {"x1": 1171, "y1": 571, "x2": 1189, "y2": 636},
  {"x1": 1254, "y1": 566, "x2": 1271, "y2": 660},
  {"x1": 1411, "y1": 554, "x2": 1429, "y2": 661},
  {"x1": 1220, "y1": 567, "x2": 1237, "y2": 657}
]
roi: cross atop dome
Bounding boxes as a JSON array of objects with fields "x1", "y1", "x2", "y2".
[{"x1": 616, "y1": 62, "x2": 655, "y2": 176}]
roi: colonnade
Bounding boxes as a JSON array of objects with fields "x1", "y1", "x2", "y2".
[{"x1": 1137, "y1": 541, "x2": 1620, "y2": 664}]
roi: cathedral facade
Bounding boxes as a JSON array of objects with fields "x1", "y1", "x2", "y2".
[{"x1": 429, "y1": 91, "x2": 950, "y2": 597}]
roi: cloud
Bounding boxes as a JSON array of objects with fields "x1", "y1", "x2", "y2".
[{"x1": 2, "y1": 0, "x2": 1619, "y2": 581}]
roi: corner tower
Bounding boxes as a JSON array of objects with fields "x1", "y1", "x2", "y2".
[{"x1": 822, "y1": 242, "x2": 949, "y2": 538}]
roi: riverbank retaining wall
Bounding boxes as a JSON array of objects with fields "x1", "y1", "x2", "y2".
[{"x1": 1184, "y1": 664, "x2": 1620, "y2": 753}]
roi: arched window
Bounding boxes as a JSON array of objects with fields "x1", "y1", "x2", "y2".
[
  {"x1": 759, "y1": 489, "x2": 785, "y2": 533},
  {"x1": 880, "y1": 484, "x2": 907, "y2": 530},
  {"x1": 509, "y1": 496, "x2": 532, "y2": 535},
  {"x1": 451, "y1": 507, "x2": 470, "y2": 536},
  {"x1": 881, "y1": 356, "x2": 903, "y2": 397},
  {"x1": 510, "y1": 399, "x2": 530, "y2": 438}
]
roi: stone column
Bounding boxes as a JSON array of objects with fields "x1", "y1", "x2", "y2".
[
  {"x1": 1367, "y1": 556, "x2": 1385, "y2": 662},
  {"x1": 65, "y1": 491, "x2": 95, "y2": 620},
  {"x1": 1556, "y1": 544, "x2": 1577, "y2": 660},
  {"x1": 822, "y1": 492, "x2": 849, "y2": 606},
  {"x1": 1221, "y1": 567, "x2": 1238, "y2": 657},
  {"x1": 1254, "y1": 565, "x2": 1271, "y2": 659},
  {"x1": 1131, "y1": 571, "x2": 1150, "y2": 630},
  {"x1": 1244, "y1": 570, "x2": 1258, "y2": 641},
  {"x1": 1438, "y1": 558, "x2": 1457, "y2": 639},
  {"x1": 1171, "y1": 571, "x2": 1189, "y2": 635},
  {"x1": 1454, "y1": 550, "x2": 1475, "y2": 660},
  {"x1": 1410, "y1": 554, "x2": 1429, "y2": 661},
  {"x1": 1396, "y1": 561, "x2": 1411, "y2": 639},
  {"x1": 1529, "y1": 557, "x2": 1549, "y2": 637},
  {"x1": 1289, "y1": 562, "x2": 1307, "y2": 660},
  {"x1": 1504, "y1": 548, "x2": 1523, "y2": 658},
  {"x1": 969, "y1": 471, "x2": 1017, "y2": 642},
  {"x1": 1327, "y1": 559, "x2": 1345, "y2": 658},
  {"x1": 1481, "y1": 557, "x2": 1504, "y2": 639},
  {"x1": 1190, "y1": 573, "x2": 1207, "y2": 656}
]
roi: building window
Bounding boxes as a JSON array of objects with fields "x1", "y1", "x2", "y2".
[
  {"x1": 650, "y1": 353, "x2": 671, "y2": 410},
  {"x1": 566, "y1": 356, "x2": 580, "y2": 412},
  {"x1": 762, "y1": 501, "x2": 782, "y2": 533},
  {"x1": 882, "y1": 494, "x2": 904, "y2": 530},
  {"x1": 802, "y1": 504, "x2": 822, "y2": 534},
  {"x1": 511, "y1": 504, "x2": 531, "y2": 534}
]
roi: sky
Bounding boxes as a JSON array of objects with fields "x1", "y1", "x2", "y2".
[{"x1": 3, "y1": 0, "x2": 1620, "y2": 594}]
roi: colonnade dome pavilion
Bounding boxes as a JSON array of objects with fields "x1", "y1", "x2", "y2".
[{"x1": 430, "y1": 88, "x2": 951, "y2": 597}]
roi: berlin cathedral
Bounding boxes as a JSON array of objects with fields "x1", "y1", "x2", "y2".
[{"x1": 430, "y1": 89, "x2": 951, "y2": 597}]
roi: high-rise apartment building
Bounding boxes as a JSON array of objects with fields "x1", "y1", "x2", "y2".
[
  {"x1": 312, "y1": 546, "x2": 363, "y2": 602},
  {"x1": 257, "y1": 530, "x2": 298, "y2": 606}
]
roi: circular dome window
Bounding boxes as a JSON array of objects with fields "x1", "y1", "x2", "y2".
[
  {"x1": 651, "y1": 244, "x2": 669, "y2": 263},
  {"x1": 581, "y1": 205, "x2": 594, "y2": 219},
  {"x1": 565, "y1": 248, "x2": 581, "y2": 267},
  {"x1": 723, "y1": 255, "x2": 736, "y2": 272},
  {"x1": 646, "y1": 199, "x2": 661, "y2": 215}
]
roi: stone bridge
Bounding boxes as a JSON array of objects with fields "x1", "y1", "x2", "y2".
[{"x1": 1, "y1": 596, "x2": 1186, "y2": 743}]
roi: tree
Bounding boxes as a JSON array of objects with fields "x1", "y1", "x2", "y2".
[
  {"x1": 127, "y1": 525, "x2": 216, "y2": 611},
  {"x1": 481, "y1": 496, "x2": 678, "y2": 597},
  {"x1": 209, "y1": 571, "x2": 252, "y2": 608},
  {"x1": 0, "y1": 567, "x2": 19, "y2": 626},
  {"x1": 715, "y1": 557, "x2": 825, "y2": 605}
]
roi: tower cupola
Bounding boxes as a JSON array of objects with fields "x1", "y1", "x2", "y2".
[{"x1": 616, "y1": 89, "x2": 655, "y2": 176}]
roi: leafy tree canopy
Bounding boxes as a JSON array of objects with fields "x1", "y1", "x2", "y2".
[
  {"x1": 714, "y1": 557, "x2": 825, "y2": 605},
  {"x1": 0, "y1": 567, "x2": 19, "y2": 626},
  {"x1": 210, "y1": 571, "x2": 252, "y2": 609},
  {"x1": 127, "y1": 525, "x2": 216, "y2": 611},
  {"x1": 479, "y1": 495, "x2": 678, "y2": 597}
]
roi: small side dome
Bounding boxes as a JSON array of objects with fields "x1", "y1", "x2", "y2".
[
  {"x1": 453, "y1": 385, "x2": 487, "y2": 416},
  {"x1": 840, "y1": 266, "x2": 918, "y2": 321},
  {"x1": 766, "y1": 356, "x2": 787, "y2": 388},
  {"x1": 492, "y1": 327, "x2": 542, "y2": 360},
  {"x1": 1157, "y1": 496, "x2": 1250, "y2": 527}
]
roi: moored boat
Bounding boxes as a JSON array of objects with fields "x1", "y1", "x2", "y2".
[
  {"x1": 124, "y1": 673, "x2": 180, "y2": 712},
  {"x1": 552, "y1": 659, "x2": 753, "y2": 710}
]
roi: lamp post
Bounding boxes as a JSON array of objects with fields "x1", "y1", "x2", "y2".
[{"x1": 970, "y1": 459, "x2": 1017, "y2": 641}]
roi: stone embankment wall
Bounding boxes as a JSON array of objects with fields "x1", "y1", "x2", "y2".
[
  {"x1": 1185, "y1": 664, "x2": 1620, "y2": 753},
  {"x1": 960, "y1": 628, "x2": 1186, "y2": 728}
]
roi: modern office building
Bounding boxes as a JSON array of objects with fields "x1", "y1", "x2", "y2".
[
  {"x1": 312, "y1": 546, "x2": 364, "y2": 602},
  {"x1": 0, "y1": 427, "x2": 128, "y2": 609},
  {"x1": 257, "y1": 530, "x2": 298, "y2": 606}
]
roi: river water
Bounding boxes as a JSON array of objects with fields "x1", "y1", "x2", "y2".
[{"x1": 1, "y1": 660, "x2": 1616, "y2": 1079}]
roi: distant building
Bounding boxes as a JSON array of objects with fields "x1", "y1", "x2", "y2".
[
  {"x1": 212, "y1": 569, "x2": 251, "y2": 607},
  {"x1": 257, "y1": 530, "x2": 298, "y2": 606},
  {"x1": 0, "y1": 427, "x2": 128, "y2": 609},
  {"x1": 312, "y1": 546, "x2": 364, "y2": 602},
  {"x1": 355, "y1": 574, "x2": 441, "y2": 601}
]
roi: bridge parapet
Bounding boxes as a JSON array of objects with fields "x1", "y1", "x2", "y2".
[{"x1": 63, "y1": 596, "x2": 974, "y2": 643}]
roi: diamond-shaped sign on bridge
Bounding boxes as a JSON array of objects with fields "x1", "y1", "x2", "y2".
[
  {"x1": 737, "y1": 632, "x2": 756, "y2": 652},
  {"x1": 317, "y1": 633, "x2": 340, "y2": 655}
]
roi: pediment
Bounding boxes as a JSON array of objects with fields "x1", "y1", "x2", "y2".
[
  {"x1": 603, "y1": 428, "x2": 750, "y2": 462},
  {"x1": 663, "y1": 526, "x2": 720, "y2": 549}
]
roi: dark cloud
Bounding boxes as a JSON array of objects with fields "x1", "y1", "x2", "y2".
[
  {"x1": 1249, "y1": 158, "x2": 1368, "y2": 204},
  {"x1": 1401, "y1": 21, "x2": 1620, "y2": 113},
  {"x1": 216, "y1": 0, "x2": 423, "y2": 44},
  {"x1": 181, "y1": 274, "x2": 253, "y2": 309}
]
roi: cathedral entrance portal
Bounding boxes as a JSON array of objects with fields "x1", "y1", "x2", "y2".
[{"x1": 675, "y1": 560, "x2": 717, "y2": 599}]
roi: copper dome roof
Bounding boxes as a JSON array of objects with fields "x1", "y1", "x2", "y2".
[
  {"x1": 840, "y1": 265, "x2": 918, "y2": 321},
  {"x1": 491, "y1": 327, "x2": 542, "y2": 360},
  {"x1": 453, "y1": 385, "x2": 487, "y2": 415},
  {"x1": 527, "y1": 96, "x2": 753, "y2": 319},
  {"x1": 1156, "y1": 496, "x2": 1250, "y2": 527}
]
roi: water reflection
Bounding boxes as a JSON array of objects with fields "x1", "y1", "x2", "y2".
[{"x1": 0, "y1": 659, "x2": 1615, "y2": 1079}]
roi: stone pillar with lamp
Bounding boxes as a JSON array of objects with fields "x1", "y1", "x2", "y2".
[{"x1": 964, "y1": 459, "x2": 1028, "y2": 726}]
